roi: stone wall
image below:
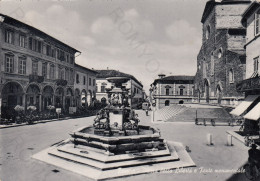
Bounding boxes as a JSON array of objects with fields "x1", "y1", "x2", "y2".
[{"x1": 215, "y1": 4, "x2": 249, "y2": 29}]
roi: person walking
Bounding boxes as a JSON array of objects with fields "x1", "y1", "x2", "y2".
[{"x1": 145, "y1": 108, "x2": 149, "y2": 116}]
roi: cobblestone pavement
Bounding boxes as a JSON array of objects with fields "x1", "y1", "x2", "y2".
[{"x1": 0, "y1": 110, "x2": 251, "y2": 181}]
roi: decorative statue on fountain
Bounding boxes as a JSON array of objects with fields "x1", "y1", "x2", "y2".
[{"x1": 93, "y1": 77, "x2": 139, "y2": 136}]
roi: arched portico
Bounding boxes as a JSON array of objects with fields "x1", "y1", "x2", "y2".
[
  {"x1": 1, "y1": 81, "x2": 25, "y2": 109},
  {"x1": 65, "y1": 87, "x2": 73, "y2": 111},
  {"x1": 42, "y1": 85, "x2": 54, "y2": 110},
  {"x1": 26, "y1": 84, "x2": 41, "y2": 110},
  {"x1": 75, "y1": 89, "x2": 81, "y2": 107},
  {"x1": 87, "y1": 90, "x2": 92, "y2": 106},
  {"x1": 55, "y1": 87, "x2": 64, "y2": 108},
  {"x1": 81, "y1": 89, "x2": 87, "y2": 107},
  {"x1": 101, "y1": 97, "x2": 107, "y2": 105}
]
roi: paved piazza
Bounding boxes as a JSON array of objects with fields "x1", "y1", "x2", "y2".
[{"x1": 0, "y1": 110, "x2": 249, "y2": 181}]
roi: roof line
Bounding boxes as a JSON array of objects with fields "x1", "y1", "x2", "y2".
[
  {"x1": 95, "y1": 69, "x2": 143, "y2": 87},
  {"x1": 0, "y1": 13, "x2": 81, "y2": 53},
  {"x1": 74, "y1": 63, "x2": 98, "y2": 74},
  {"x1": 241, "y1": 1, "x2": 260, "y2": 27},
  {"x1": 201, "y1": 0, "x2": 251, "y2": 23}
]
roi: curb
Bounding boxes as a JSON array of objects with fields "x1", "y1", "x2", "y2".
[
  {"x1": 0, "y1": 115, "x2": 95, "y2": 129},
  {"x1": 0, "y1": 117, "x2": 70, "y2": 129}
]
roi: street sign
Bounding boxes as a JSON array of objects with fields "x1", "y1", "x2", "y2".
[{"x1": 56, "y1": 108, "x2": 61, "y2": 114}]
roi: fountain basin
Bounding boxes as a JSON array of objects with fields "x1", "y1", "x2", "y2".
[
  {"x1": 70, "y1": 125, "x2": 166, "y2": 155},
  {"x1": 106, "y1": 77, "x2": 129, "y2": 88}
]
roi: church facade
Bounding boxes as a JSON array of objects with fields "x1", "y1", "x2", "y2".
[{"x1": 194, "y1": 0, "x2": 250, "y2": 106}]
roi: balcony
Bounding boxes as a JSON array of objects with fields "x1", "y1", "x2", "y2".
[
  {"x1": 56, "y1": 79, "x2": 68, "y2": 86},
  {"x1": 29, "y1": 74, "x2": 44, "y2": 83},
  {"x1": 236, "y1": 76, "x2": 260, "y2": 92}
]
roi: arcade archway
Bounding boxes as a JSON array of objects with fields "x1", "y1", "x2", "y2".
[
  {"x1": 42, "y1": 86, "x2": 54, "y2": 110},
  {"x1": 55, "y1": 87, "x2": 64, "y2": 108},
  {"x1": 65, "y1": 88, "x2": 73, "y2": 111},
  {"x1": 75, "y1": 89, "x2": 80, "y2": 107},
  {"x1": 2, "y1": 82, "x2": 24, "y2": 109},
  {"x1": 87, "y1": 90, "x2": 92, "y2": 106},
  {"x1": 26, "y1": 84, "x2": 41, "y2": 110},
  {"x1": 81, "y1": 89, "x2": 87, "y2": 107},
  {"x1": 101, "y1": 97, "x2": 107, "y2": 105}
]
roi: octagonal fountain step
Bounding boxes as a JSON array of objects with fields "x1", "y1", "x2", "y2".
[
  {"x1": 32, "y1": 141, "x2": 195, "y2": 180},
  {"x1": 48, "y1": 143, "x2": 179, "y2": 171},
  {"x1": 56, "y1": 143, "x2": 174, "y2": 163}
]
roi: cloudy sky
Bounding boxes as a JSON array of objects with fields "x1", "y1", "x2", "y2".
[{"x1": 0, "y1": 0, "x2": 208, "y2": 92}]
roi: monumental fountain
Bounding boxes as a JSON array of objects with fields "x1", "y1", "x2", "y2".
[{"x1": 32, "y1": 77, "x2": 195, "y2": 180}]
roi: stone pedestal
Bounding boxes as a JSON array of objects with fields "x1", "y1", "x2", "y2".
[{"x1": 109, "y1": 110, "x2": 123, "y2": 129}]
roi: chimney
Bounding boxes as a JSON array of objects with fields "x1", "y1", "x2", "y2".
[{"x1": 158, "y1": 74, "x2": 166, "y2": 79}]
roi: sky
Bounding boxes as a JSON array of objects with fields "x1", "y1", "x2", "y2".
[{"x1": 0, "y1": 0, "x2": 208, "y2": 93}]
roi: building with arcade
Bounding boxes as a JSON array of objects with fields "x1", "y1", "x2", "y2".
[
  {"x1": 74, "y1": 64, "x2": 97, "y2": 108},
  {"x1": 0, "y1": 13, "x2": 81, "y2": 115}
]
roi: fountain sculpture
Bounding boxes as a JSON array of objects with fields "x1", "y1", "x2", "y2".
[
  {"x1": 32, "y1": 77, "x2": 195, "y2": 180},
  {"x1": 93, "y1": 77, "x2": 139, "y2": 136}
]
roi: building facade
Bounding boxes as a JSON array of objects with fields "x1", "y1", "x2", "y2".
[
  {"x1": 74, "y1": 64, "x2": 97, "y2": 108},
  {"x1": 95, "y1": 70, "x2": 144, "y2": 108},
  {"x1": 194, "y1": 0, "x2": 250, "y2": 106},
  {"x1": 231, "y1": 2, "x2": 260, "y2": 135},
  {"x1": 0, "y1": 14, "x2": 82, "y2": 117},
  {"x1": 150, "y1": 75, "x2": 194, "y2": 109}
]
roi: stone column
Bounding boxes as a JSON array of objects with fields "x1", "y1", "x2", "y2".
[
  {"x1": 14, "y1": 55, "x2": 19, "y2": 74},
  {"x1": 79, "y1": 95, "x2": 82, "y2": 107},
  {"x1": 39, "y1": 94, "x2": 42, "y2": 111},
  {"x1": 62, "y1": 95, "x2": 65, "y2": 109},
  {"x1": 187, "y1": 84, "x2": 190, "y2": 96},
  {"x1": 173, "y1": 83, "x2": 176, "y2": 95},
  {"x1": 25, "y1": 94, "x2": 27, "y2": 110},
  {"x1": 38, "y1": 61, "x2": 42, "y2": 76},
  {"x1": 47, "y1": 63, "x2": 50, "y2": 79},
  {"x1": 52, "y1": 95, "x2": 55, "y2": 106},
  {"x1": 22, "y1": 94, "x2": 26, "y2": 108}
]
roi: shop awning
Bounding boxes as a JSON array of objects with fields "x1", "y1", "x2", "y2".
[
  {"x1": 244, "y1": 102, "x2": 260, "y2": 121},
  {"x1": 230, "y1": 95, "x2": 259, "y2": 116}
]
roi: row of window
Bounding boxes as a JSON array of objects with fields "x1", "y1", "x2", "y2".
[
  {"x1": 165, "y1": 88, "x2": 191, "y2": 96},
  {"x1": 4, "y1": 29, "x2": 74, "y2": 64},
  {"x1": 75, "y1": 74, "x2": 95, "y2": 86},
  {"x1": 58, "y1": 66, "x2": 74, "y2": 82},
  {"x1": 5, "y1": 53, "x2": 74, "y2": 81},
  {"x1": 133, "y1": 87, "x2": 141, "y2": 95}
]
